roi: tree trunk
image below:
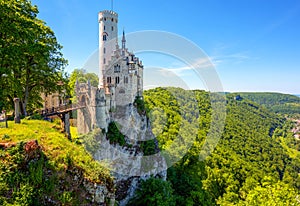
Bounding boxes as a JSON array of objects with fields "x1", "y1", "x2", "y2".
[{"x1": 23, "y1": 64, "x2": 31, "y2": 117}]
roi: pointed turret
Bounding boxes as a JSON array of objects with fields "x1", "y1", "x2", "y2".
[{"x1": 122, "y1": 29, "x2": 126, "y2": 50}]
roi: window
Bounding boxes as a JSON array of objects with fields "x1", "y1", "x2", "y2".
[
  {"x1": 112, "y1": 18, "x2": 114, "y2": 22},
  {"x1": 104, "y1": 26, "x2": 106, "y2": 30},
  {"x1": 112, "y1": 26, "x2": 114, "y2": 31},
  {"x1": 114, "y1": 64, "x2": 121, "y2": 73},
  {"x1": 115, "y1": 76, "x2": 120, "y2": 84},
  {"x1": 104, "y1": 17, "x2": 106, "y2": 21},
  {"x1": 107, "y1": 77, "x2": 112, "y2": 84},
  {"x1": 103, "y1": 47, "x2": 106, "y2": 54},
  {"x1": 103, "y1": 58, "x2": 106, "y2": 64},
  {"x1": 124, "y1": 76, "x2": 128, "y2": 84},
  {"x1": 103, "y1": 34, "x2": 107, "y2": 41}
]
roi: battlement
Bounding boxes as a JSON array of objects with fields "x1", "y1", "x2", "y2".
[{"x1": 99, "y1": 10, "x2": 118, "y2": 17}]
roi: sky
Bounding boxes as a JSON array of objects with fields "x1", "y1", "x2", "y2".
[{"x1": 31, "y1": 0, "x2": 300, "y2": 94}]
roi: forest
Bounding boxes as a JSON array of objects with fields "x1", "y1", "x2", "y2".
[
  {"x1": 237, "y1": 92, "x2": 300, "y2": 117},
  {"x1": 128, "y1": 87, "x2": 300, "y2": 205}
]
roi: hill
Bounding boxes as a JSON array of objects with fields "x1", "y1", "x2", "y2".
[
  {"x1": 128, "y1": 88, "x2": 300, "y2": 205},
  {"x1": 0, "y1": 120, "x2": 113, "y2": 205},
  {"x1": 236, "y1": 92, "x2": 300, "y2": 116}
]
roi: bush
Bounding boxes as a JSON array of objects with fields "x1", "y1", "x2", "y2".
[
  {"x1": 140, "y1": 139, "x2": 156, "y2": 155},
  {"x1": 107, "y1": 122, "x2": 126, "y2": 146},
  {"x1": 128, "y1": 177, "x2": 175, "y2": 206},
  {"x1": 134, "y1": 96, "x2": 147, "y2": 115}
]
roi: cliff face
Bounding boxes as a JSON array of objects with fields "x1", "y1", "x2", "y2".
[{"x1": 88, "y1": 104, "x2": 167, "y2": 205}]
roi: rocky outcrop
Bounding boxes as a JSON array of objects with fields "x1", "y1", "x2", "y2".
[{"x1": 91, "y1": 104, "x2": 167, "y2": 205}]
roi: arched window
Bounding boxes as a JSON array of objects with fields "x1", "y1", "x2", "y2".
[
  {"x1": 115, "y1": 76, "x2": 120, "y2": 84},
  {"x1": 103, "y1": 35, "x2": 107, "y2": 41}
]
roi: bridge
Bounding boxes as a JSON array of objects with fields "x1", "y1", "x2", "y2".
[
  {"x1": 39, "y1": 103, "x2": 86, "y2": 140},
  {"x1": 40, "y1": 103, "x2": 86, "y2": 117}
]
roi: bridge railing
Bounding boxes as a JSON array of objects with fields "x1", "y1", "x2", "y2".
[{"x1": 39, "y1": 102, "x2": 86, "y2": 116}]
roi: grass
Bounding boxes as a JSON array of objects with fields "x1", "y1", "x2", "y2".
[{"x1": 0, "y1": 119, "x2": 112, "y2": 184}]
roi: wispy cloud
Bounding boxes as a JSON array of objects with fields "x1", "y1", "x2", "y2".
[
  {"x1": 211, "y1": 52, "x2": 251, "y2": 66},
  {"x1": 161, "y1": 57, "x2": 214, "y2": 76}
]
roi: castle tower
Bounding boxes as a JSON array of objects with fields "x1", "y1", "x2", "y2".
[{"x1": 98, "y1": 10, "x2": 119, "y2": 88}]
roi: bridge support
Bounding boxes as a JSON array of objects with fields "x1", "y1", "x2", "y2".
[
  {"x1": 59, "y1": 113, "x2": 71, "y2": 140},
  {"x1": 14, "y1": 98, "x2": 21, "y2": 124}
]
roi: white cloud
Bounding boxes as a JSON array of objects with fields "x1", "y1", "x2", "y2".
[{"x1": 161, "y1": 57, "x2": 214, "y2": 77}]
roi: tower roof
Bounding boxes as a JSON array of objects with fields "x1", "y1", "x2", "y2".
[{"x1": 122, "y1": 30, "x2": 126, "y2": 43}]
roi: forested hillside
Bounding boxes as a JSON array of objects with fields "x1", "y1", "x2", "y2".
[
  {"x1": 237, "y1": 92, "x2": 300, "y2": 116},
  {"x1": 129, "y1": 88, "x2": 300, "y2": 205}
]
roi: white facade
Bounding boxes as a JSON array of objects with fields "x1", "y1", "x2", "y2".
[
  {"x1": 99, "y1": 10, "x2": 143, "y2": 108},
  {"x1": 77, "y1": 10, "x2": 144, "y2": 133},
  {"x1": 98, "y1": 10, "x2": 119, "y2": 88}
]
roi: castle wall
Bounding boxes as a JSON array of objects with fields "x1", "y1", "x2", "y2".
[{"x1": 76, "y1": 82, "x2": 109, "y2": 134}]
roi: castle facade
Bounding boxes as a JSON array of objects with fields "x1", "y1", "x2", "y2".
[{"x1": 76, "y1": 10, "x2": 144, "y2": 134}]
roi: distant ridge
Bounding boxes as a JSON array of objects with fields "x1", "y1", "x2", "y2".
[{"x1": 235, "y1": 92, "x2": 300, "y2": 115}]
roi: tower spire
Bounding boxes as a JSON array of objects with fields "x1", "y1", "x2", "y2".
[{"x1": 122, "y1": 29, "x2": 126, "y2": 50}]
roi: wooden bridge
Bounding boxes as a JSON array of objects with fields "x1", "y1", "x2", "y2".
[
  {"x1": 39, "y1": 103, "x2": 86, "y2": 140},
  {"x1": 40, "y1": 103, "x2": 86, "y2": 117}
]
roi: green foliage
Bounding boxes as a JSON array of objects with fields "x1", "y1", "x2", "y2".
[
  {"x1": 128, "y1": 177, "x2": 176, "y2": 206},
  {"x1": 107, "y1": 121, "x2": 126, "y2": 146},
  {"x1": 140, "y1": 139, "x2": 156, "y2": 156},
  {"x1": 238, "y1": 181, "x2": 300, "y2": 205},
  {"x1": 77, "y1": 128, "x2": 102, "y2": 156},
  {"x1": 138, "y1": 87, "x2": 300, "y2": 206},
  {"x1": 0, "y1": 142, "x2": 38, "y2": 205},
  {"x1": 68, "y1": 68, "x2": 99, "y2": 99},
  {"x1": 0, "y1": 120, "x2": 113, "y2": 204},
  {"x1": 0, "y1": 0, "x2": 68, "y2": 115},
  {"x1": 14, "y1": 183, "x2": 35, "y2": 206},
  {"x1": 237, "y1": 92, "x2": 300, "y2": 116},
  {"x1": 2, "y1": 134, "x2": 10, "y2": 140},
  {"x1": 28, "y1": 154, "x2": 44, "y2": 186},
  {"x1": 134, "y1": 96, "x2": 147, "y2": 115},
  {"x1": 59, "y1": 191, "x2": 73, "y2": 204},
  {"x1": 25, "y1": 113, "x2": 43, "y2": 120}
]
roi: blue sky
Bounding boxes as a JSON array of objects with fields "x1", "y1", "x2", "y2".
[{"x1": 31, "y1": 0, "x2": 300, "y2": 94}]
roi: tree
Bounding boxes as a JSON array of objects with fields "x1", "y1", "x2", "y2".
[
  {"x1": 0, "y1": 0, "x2": 68, "y2": 115},
  {"x1": 68, "y1": 69, "x2": 99, "y2": 98},
  {"x1": 127, "y1": 177, "x2": 176, "y2": 206},
  {"x1": 239, "y1": 181, "x2": 300, "y2": 205}
]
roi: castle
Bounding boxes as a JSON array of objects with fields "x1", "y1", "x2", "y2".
[
  {"x1": 74, "y1": 10, "x2": 167, "y2": 205},
  {"x1": 76, "y1": 10, "x2": 144, "y2": 134}
]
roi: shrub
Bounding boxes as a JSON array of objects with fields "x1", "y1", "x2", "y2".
[{"x1": 107, "y1": 122, "x2": 126, "y2": 146}]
